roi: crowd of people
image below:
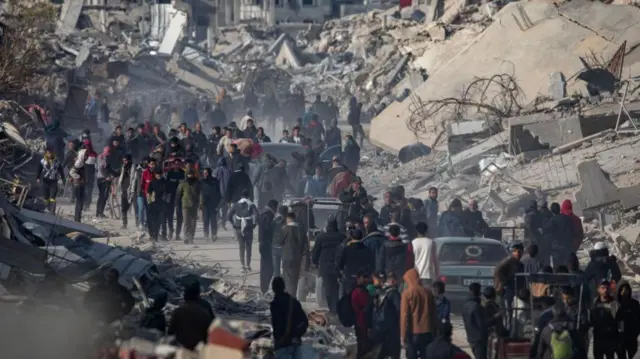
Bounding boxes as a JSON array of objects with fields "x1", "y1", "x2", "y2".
[{"x1": 36, "y1": 90, "x2": 640, "y2": 359}]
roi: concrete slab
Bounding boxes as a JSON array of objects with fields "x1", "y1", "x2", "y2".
[
  {"x1": 507, "y1": 113, "x2": 581, "y2": 154},
  {"x1": 370, "y1": 1, "x2": 640, "y2": 153},
  {"x1": 548, "y1": 72, "x2": 566, "y2": 100},
  {"x1": 57, "y1": 0, "x2": 84, "y2": 36},
  {"x1": 449, "y1": 131, "x2": 507, "y2": 173},
  {"x1": 158, "y1": 9, "x2": 188, "y2": 56},
  {"x1": 574, "y1": 160, "x2": 640, "y2": 215}
]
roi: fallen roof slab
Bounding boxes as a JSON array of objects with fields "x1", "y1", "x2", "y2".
[
  {"x1": 19, "y1": 208, "x2": 105, "y2": 238},
  {"x1": 370, "y1": 1, "x2": 640, "y2": 153}
]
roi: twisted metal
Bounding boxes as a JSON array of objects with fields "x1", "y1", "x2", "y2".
[{"x1": 406, "y1": 74, "x2": 525, "y2": 147}]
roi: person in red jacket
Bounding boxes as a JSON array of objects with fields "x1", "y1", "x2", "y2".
[
  {"x1": 351, "y1": 270, "x2": 373, "y2": 358},
  {"x1": 139, "y1": 159, "x2": 157, "y2": 232},
  {"x1": 561, "y1": 199, "x2": 584, "y2": 252}
]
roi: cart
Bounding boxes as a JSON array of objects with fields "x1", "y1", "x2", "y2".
[{"x1": 488, "y1": 272, "x2": 584, "y2": 359}]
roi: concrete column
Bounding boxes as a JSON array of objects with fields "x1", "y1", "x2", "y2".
[
  {"x1": 233, "y1": 0, "x2": 241, "y2": 23},
  {"x1": 224, "y1": 0, "x2": 233, "y2": 25}
]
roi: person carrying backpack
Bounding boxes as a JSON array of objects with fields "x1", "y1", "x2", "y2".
[
  {"x1": 536, "y1": 304, "x2": 575, "y2": 359},
  {"x1": 368, "y1": 273, "x2": 402, "y2": 359},
  {"x1": 270, "y1": 277, "x2": 308, "y2": 359}
]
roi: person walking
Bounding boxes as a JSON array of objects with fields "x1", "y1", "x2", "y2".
[
  {"x1": 281, "y1": 212, "x2": 310, "y2": 298},
  {"x1": 271, "y1": 205, "x2": 289, "y2": 278},
  {"x1": 147, "y1": 168, "x2": 168, "y2": 241},
  {"x1": 462, "y1": 282, "x2": 489, "y2": 359},
  {"x1": 258, "y1": 200, "x2": 278, "y2": 294},
  {"x1": 311, "y1": 216, "x2": 345, "y2": 313},
  {"x1": 270, "y1": 277, "x2": 308, "y2": 359},
  {"x1": 36, "y1": 149, "x2": 65, "y2": 213},
  {"x1": 177, "y1": 169, "x2": 201, "y2": 243},
  {"x1": 200, "y1": 167, "x2": 221, "y2": 241},
  {"x1": 117, "y1": 154, "x2": 134, "y2": 229},
  {"x1": 401, "y1": 268, "x2": 438, "y2": 359},
  {"x1": 412, "y1": 222, "x2": 440, "y2": 287},
  {"x1": 228, "y1": 189, "x2": 259, "y2": 272}
]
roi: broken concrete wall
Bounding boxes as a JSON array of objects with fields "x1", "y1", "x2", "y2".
[
  {"x1": 508, "y1": 113, "x2": 582, "y2": 154},
  {"x1": 450, "y1": 131, "x2": 507, "y2": 173},
  {"x1": 370, "y1": 1, "x2": 640, "y2": 153}
]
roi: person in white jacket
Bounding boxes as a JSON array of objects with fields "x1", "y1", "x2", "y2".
[{"x1": 412, "y1": 222, "x2": 440, "y2": 287}]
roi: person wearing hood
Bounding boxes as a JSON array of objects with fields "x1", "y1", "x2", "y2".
[
  {"x1": 140, "y1": 292, "x2": 167, "y2": 333},
  {"x1": 226, "y1": 163, "x2": 253, "y2": 203},
  {"x1": 168, "y1": 284, "x2": 214, "y2": 350},
  {"x1": 228, "y1": 189, "x2": 259, "y2": 272},
  {"x1": 560, "y1": 199, "x2": 585, "y2": 252},
  {"x1": 281, "y1": 212, "x2": 311, "y2": 298},
  {"x1": 80, "y1": 139, "x2": 98, "y2": 209},
  {"x1": 258, "y1": 200, "x2": 278, "y2": 294},
  {"x1": 412, "y1": 222, "x2": 440, "y2": 287},
  {"x1": 541, "y1": 202, "x2": 575, "y2": 268},
  {"x1": 106, "y1": 136, "x2": 124, "y2": 175},
  {"x1": 337, "y1": 229, "x2": 374, "y2": 296},
  {"x1": 228, "y1": 144, "x2": 250, "y2": 174},
  {"x1": 177, "y1": 169, "x2": 201, "y2": 244},
  {"x1": 615, "y1": 280, "x2": 640, "y2": 359},
  {"x1": 343, "y1": 135, "x2": 361, "y2": 174},
  {"x1": 425, "y1": 322, "x2": 471, "y2": 359},
  {"x1": 462, "y1": 283, "x2": 489, "y2": 359},
  {"x1": 117, "y1": 154, "x2": 135, "y2": 229},
  {"x1": 312, "y1": 216, "x2": 345, "y2": 313},
  {"x1": 214, "y1": 157, "x2": 232, "y2": 230},
  {"x1": 379, "y1": 224, "x2": 415, "y2": 287},
  {"x1": 147, "y1": 168, "x2": 169, "y2": 241},
  {"x1": 591, "y1": 279, "x2": 619, "y2": 359},
  {"x1": 36, "y1": 149, "x2": 65, "y2": 213},
  {"x1": 96, "y1": 145, "x2": 116, "y2": 218},
  {"x1": 369, "y1": 272, "x2": 402, "y2": 359},
  {"x1": 200, "y1": 167, "x2": 222, "y2": 241},
  {"x1": 536, "y1": 304, "x2": 577, "y2": 359},
  {"x1": 401, "y1": 268, "x2": 438, "y2": 359},
  {"x1": 438, "y1": 199, "x2": 466, "y2": 237},
  {"x1": 165, "y1": 161, "x2": 185, "y2": 240},
  {"x1": 272, "y1": 205, "x2": 289, "y2": 278},
  {"x1": 304, "y1": 165, "x2": 327, "y2": 197}
]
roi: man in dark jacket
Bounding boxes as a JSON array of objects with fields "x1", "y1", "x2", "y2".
[
  {"x1": 591, "y1": 279, "x2": 619, "y2": 359},
  {"x1": 343, "y1": 135, "x2": 361, "y2": 174},
  {"x1": 311, "y1": 216, "x2": 345, "y2": 313},
  {"x1": 585, "y1": 242, "x2": 622, "y2": 292},
  {"x1": 462, "y1": 200, "x2": 489, "y2": 236},
  {"x1": 228, "y1": 189, "x2": 259, "y2": 272},
  {"x1": 542, "y1": 202, "x2": 575, "y2": 268},
  {"x1": 337, "y1": 229, "x2": 374, "y2": 295},
  {"x1": 168, "y1": 285, "x2": 213, "y2": 350},
  {"x1": 370, "y1": 273, "x2": 402, "y2": 359},
  {"x1": 165, "y1": 163, "x2": 184, "y2": 241},
  {"x1": 272, "y1": 205, "x2": 288, "y2": 278},
  {"x1": 524, "y1": 200, "x2": 543, "y2": 245},
  {"x1": 270, "y1": 277, "x2": 308, "y2": 357},
  {"x1": 616, "y1": 281, "x2": 640, "y2": 359},
  {"x1": 290, "y1": 200, "x2": 315, "y2": 238},
  {"x1": 339, "y1": 177, "x2": 368, "y2": 219},
  {"x1": 520, "y1": 243, "x2": 541, "y2": 274},
  {"x1": 561, "y1": 286, "x2": 589, "y2": 358},
  {"x1": 536, "y1": 304, "x2": 576, "y2": 359},
  {"x1": 226, "y1": 164, "x2": 253, "y2": 203},
  {"x1": 462, "y1": 282, "x2": 489, "y2": 359},
  {"x1": 378, "y1": 224, "x2": 414, "y2": 286},
  {"x1": 191, "y1": 122, "x2": 208, "y2": 157},
  {"x1": 438, "y1": 199, "x2": 466, "y2": 237},
  {"x1": 200, "y1": 167, "x2": 222, "y2": 241},
  {"x1": 494, "y1": 243, "x2": 524, "y2": 317},
  {"x1": 147, "y1": 168, "x2": 168, "y2": 241},
  {"x1": 281, "y1": 212, "x2": 310, "y2": 297},
  {"x1": 83, "y1": 269, "x2": 135, "y2": 324},
  {"x1": 362, "y1": 214, "x2": 386, "y2": 269},
  {"x1": 258, "y1": 200, "x2": 278, "y2": 294},
  {"x1": 425, "y1": 322, "x2": 470, "y2": 359}
]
